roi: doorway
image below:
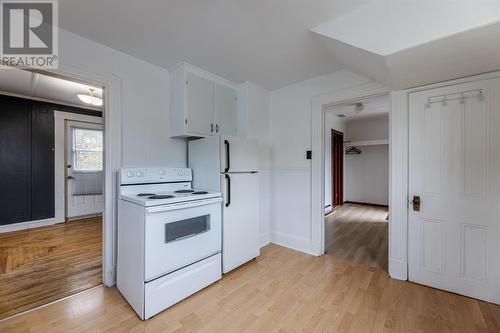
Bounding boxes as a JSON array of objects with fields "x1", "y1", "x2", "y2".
[
  {"x1": 323, "y1": 95, "x2": 390, "y2": 271},
  {"x1": 0, "y1": 68, "x2": 105, "y2": 319},
  {"x1": 65, "y1": 121, "x2": 104, "y2": 219}
]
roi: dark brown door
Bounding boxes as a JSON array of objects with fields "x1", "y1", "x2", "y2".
[{"x1": 331, "y1": 130, "x2": 344, "y2": 207}]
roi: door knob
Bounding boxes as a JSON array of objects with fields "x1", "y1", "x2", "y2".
[
  {"x1": 412, "y1": 196, "x2": 421, "y2": 211},
  {"x1": 67, "y1": 176, "x2": 74, "y2": 180}
]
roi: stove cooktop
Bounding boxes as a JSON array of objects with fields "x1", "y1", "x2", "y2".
[{"x1": 121, "y1": 188, "x2": 222, "y2": 207}]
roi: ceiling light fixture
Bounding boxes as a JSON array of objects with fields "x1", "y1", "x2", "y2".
[
  {"x1": 77, "y1": 88, "x2": 103, "y2": 106},
  {"x1": 354, "y1": 103, "x2": 364, "y2": 113},
  {"x1": 337, "y1": 113, "x2": 347, "y2": 118}
]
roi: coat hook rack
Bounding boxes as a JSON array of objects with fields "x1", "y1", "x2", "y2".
[{"x1": 345, "y1": 146, "x2": 361, "y2": 155}]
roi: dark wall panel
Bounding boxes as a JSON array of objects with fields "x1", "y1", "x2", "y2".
[
  {"x1": 0, "y1": 94, "x2": 101, "y2": 226},
  {"x1": 0, "y1": 96, "x2": 32, "y2": 225},
  {"x1": 31, "y1": 103, "x2": 55, "y2": 220}
]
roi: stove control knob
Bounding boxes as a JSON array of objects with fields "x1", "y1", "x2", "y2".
[
  {"x1": 184, "y1": 170, "x2": 189, "y2": 176},
  {"x1": 136, "y1": 171, "x2": 144, "y2": 177},
  {"x1": 126, "y1": 171, "x2": 134, "y2": 177},
  {"x1": 177, "y1": 170, "x2": 183, "y2": 176},
  {"x1": 158, "y1": 169, "x2": 166, "y2": 175}
]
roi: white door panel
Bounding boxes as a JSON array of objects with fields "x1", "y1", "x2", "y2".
[
  {"x1": 220, "y1": 136, "x2": 258, "y2": 172},
  {"x1": 408, "y1": 78, "x2": 500, "y2": 304},
  {"x1": 66, "y1": 121, "x2": 104, "y2": 219},
  {"x1": 221, "y1": 173, "x2": 260, "y2": 273}
]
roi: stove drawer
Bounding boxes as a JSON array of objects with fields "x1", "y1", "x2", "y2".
[
  {"x1": 144, "y1": 253, "x2": 221, "y2": 320},
  {"x1": 144, "y1": 198, "x2": 222, "y2": 281}
]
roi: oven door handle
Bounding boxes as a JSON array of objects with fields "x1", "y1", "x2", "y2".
[
  {"x1": 225, "y1": 174, "x2": 231, "y2": 207},
  {"x1": 146, "y1": 197, "x2": 222, "y2": 214}
]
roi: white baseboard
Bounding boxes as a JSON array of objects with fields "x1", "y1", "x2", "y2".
[
  {"x1": 260, "y1": 232, "x2": 271, "y2": 248},
  {"x1": 270, "y1": 231, "x2": 316, "y2": 256},
  {"x1": 389, "y1": 257, "x2": 408, "y2": 281},
  {"x1": 0, "y1": 217, "x2": 62, "y2": 233}
]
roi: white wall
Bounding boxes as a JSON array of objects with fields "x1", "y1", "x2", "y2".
[
  {"x1": 345, "y1": 145, "x2": 389, "y2": 205},
  {"x1": 59, "y1": 29, "x2": 187, "y2": 168},
  {"x1": 238, "y1": 82, "x2": 272, "y2": 247},
  {"x1": 324, "y1": 112, "x2": 345, "y2": 213},
  {"x1": 345, "y1": 114, "x2": 389, "y2": 142},
  {"x1": 270, "y1": 70, "x2": 373, "y2": 254},
  {"x1": 344, "y1": 115, "x2": 389, "y2": 206}
]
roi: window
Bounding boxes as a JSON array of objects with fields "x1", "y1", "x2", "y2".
[{"x1": 72, "y1": 127, "x2": 103, "y2": 172}]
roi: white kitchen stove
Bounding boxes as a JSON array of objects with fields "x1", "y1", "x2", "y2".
[{"x1": 117, "y1": 167, "x2": 223, "y2": 320}]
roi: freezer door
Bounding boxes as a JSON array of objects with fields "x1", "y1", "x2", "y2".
[
  {"x1": 220, "y1": 136, "x2": 258, "y2": 173},
  {"x1": 221, "y1": 173, "x2": 260, "y2": 273}
]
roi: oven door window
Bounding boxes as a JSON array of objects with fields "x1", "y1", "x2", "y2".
[{"x1": 165, "y1": 215, "x2": 210, "y2": 243}]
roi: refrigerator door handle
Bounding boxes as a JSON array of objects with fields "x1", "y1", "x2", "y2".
[
  {"x1": 224, "y1": 139, "x2": 230, "y2": 172},
  {"x1": 225, "y1": 174, "x2": 231, "y2": 207}
]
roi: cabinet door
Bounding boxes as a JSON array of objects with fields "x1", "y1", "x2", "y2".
[
  {"x1": 215, "y1": 84, "x2": 238, "y2": 136},
  {"x1": 186, "y1": 72, "x2": 215, "y2": 136}
]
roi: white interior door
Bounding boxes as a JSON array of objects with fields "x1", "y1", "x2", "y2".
[
  {"x1": 408, "y1": 78, "x2": 500, "y2": 304},
  {"x1": 66, "y1": 121, "x2": 104, "y2": 219},
  {"x1": 221, "y1": 173, "x2": 260, "y2": 273}
]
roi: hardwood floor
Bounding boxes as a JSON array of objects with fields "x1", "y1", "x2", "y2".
[
  {"x1": 1, "y1": 244, "x2": 499, "y2": 332},
  {"x1": 0, "y1": 217, "x2": 102, "y2": 319},
  {"x1": 325, "y1": 203, "x2": 388, "y2": 271}
]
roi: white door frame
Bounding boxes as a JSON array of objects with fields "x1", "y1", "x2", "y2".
[
  {"x1": 310, "y1": 82, "x2": 389, "y2": 256},
  {"x1": 54, "y1": 112, "x2": 103, "y2": 223},
  {"x1": 47, "y1": 65, "x2": 122, "y2": 287},
  {"x1": 390, "y1": 70, "x2": 500, "y2": 281}
]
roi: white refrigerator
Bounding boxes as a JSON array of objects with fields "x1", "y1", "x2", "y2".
[{"x1": 188, "y1": 135, "x2": 260, "y2": 273}]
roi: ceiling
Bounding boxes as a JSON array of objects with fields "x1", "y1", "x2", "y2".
[
  {"x1": 313, "y1": 0, "x2": 500, "y2": 56},
  {"x1": 0, "y1": 68, "x2": 103, "y2": 110},
  {"x1": 326, "y1": 94, "x2": 389, "y2": 121},
  {"x1": 313, "y1": 0, "x2": 500, "y2": 89},
  {"x1": 58, "y1": 0, "x2": 500, "y2": 91},
  {"x1": 58, "y1": 0, "x2": 370, "y2": 90}
]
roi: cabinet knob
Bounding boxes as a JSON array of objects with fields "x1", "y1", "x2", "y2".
[
  {"x1": 211, "y1": 123, "x2": 214, "y2": 133},
  {"x1": 216, "y1": 124, "x2": 219, "y2": 133}
]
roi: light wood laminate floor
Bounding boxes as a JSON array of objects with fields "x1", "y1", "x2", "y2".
[
  {"x1": 0, "y1": 217, "x2": 102, "y2": 319},
  {"x1": 1, "y1": 244, "x2": 500, "y2": 332},
  {"x1": 326, "y1": 203, "x2": 389, "y2": 271}
]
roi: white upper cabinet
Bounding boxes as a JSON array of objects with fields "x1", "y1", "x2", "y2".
[
  {"x1": 186, "y1": 72, "x2": 215, "y2": 136},
  {"x1": 215, "y1": 83, "x2": 238, "y2": 136},
  {"x1": 170, "y1": 63, "x2": 238, "y2": 138}
]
